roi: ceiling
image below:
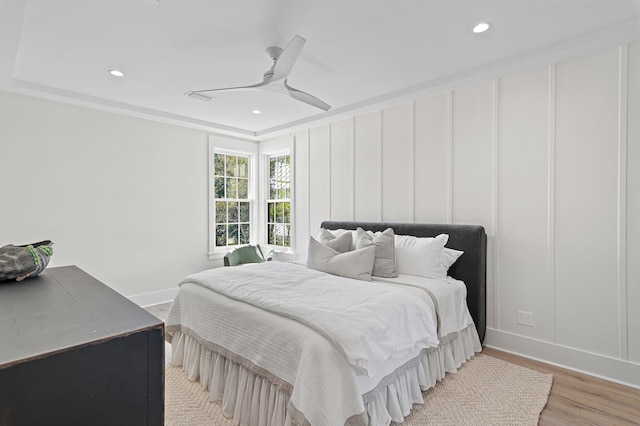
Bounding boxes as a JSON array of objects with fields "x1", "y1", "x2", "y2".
[{"x1": 1, "y1": 0, "x2": 640, "y2": 139}]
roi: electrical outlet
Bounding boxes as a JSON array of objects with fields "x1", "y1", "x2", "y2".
[{"x1": 517, "y1": 310, "x2": 533, "y2": 327}]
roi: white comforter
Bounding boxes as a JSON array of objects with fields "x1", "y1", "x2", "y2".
[
  {"x1": 165, "y1": 261, "x2": 476, "y2": 425},
  {"x1": 176, "y1": 261, "x2": 439, "y2": 377}
]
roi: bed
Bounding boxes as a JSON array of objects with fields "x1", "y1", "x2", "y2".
[{"x1": 165, "y1": 221, "x2": 487, "y2": 425}]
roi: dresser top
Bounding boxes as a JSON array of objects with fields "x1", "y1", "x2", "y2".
[{"x1": 0, "y1": 265, "x2": 164, "y2": 369}]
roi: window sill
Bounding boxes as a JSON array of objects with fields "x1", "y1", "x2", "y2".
[
  {"x1": 207, "y1": 252, "x2": 226, "y2": 261},
  {"x1": 208, "y1": 248, "x2": 297, "y2": 262}
]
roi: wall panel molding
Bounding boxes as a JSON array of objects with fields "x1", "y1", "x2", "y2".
[
  {"x1": 627, "y1": 43, "x2": 640, "y2": 363},
  {"x1": 618, "y1": 45, "x2": 629, "y2": 360},
  {"x1": 492, "y1": 79, "x2": 501, "y2": 330},
  {"x1": 548, "y1": 64, "x2": 557, "y2": 344},
  {"x1": 409, "y1": 101, "x2": 415, "y2": 222},
  {"x1": 447, "y1": 91, "x2": 453, "y2": 224}
]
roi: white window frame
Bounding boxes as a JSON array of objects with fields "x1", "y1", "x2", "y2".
[
  {"x1": 208, "y1": 136, "x2": 259, "y2": 260},
  {"x1": 258, "y1": 136, "x2": 295, "y2": 257},
  {"x1": 264, "y1": 151, "x2": 292, "y2": 249}
]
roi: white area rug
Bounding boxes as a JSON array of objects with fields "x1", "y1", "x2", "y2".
[{"x1": 165, "y1": 353, "x2": 552, "y2": 425}]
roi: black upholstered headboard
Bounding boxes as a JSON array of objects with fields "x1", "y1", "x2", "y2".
[{"x1": 320, "y1": 221, "x2": 487, "y2": 344}]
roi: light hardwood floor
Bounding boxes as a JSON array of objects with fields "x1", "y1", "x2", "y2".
[
  {"x1": 146, "y1": 303, "x2": 640, "y2": 425},
  {"x1": 482, "y1": 347, "x2": 640, "y2": 425}
]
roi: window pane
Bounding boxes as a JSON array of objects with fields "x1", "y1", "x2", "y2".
[
  {"x1": 226, "y1": 155, "x2": 237, "y2": 177},
  {"x1": 211, "y1": 151, "x2": 253, "y2": 251},
  {"x1": 228, "y1": 201, "x2": 238, "y2": 222},
  {"x1": 283, "y1": 201, "x2": 290, "y2": 223},
  {"x1": 268, "y1": 224, "x2": 275, "y2": 245},
  {"x1": 215, "y1": 177, "x2": 225, "y2": 198},
  {"x1": 216, "y1": 224, "x2": 226, "y2": 247},
  {"x1": 228, "y1": 224, "x2": 238, "y2": 245},
  {"x1": 276, "y1": 227, "x2": 284, "y2": 246},
  {"x1": 239, "y1": 224, "x2": 249, "y2": 244},
  {"x1": 268, "y1": 202, "x2": 274, "y2": 222},
  {"x1": 275, "y1": 202, "x2": 283, "y2": 223},
  {"x1": 269, "y1": 158, "x2": 277, "y2": 199},
  {"x1": 238, "y1": 156, "x2": 248, "y2": 178},
  {"x1": 283, "y1": 224, "x2": 291, "y2": 247},
  {"x1": 239, "y1": 202, "x2": 249, "y2": 222},
  {"x1": 214, "y1": 154, "x2": 225, "y2": 176},
  {"x1": 216, "y1": 201, "x2": 227, "y2": 223},
  {"x1": 226, "y1": 178, "x2": 237, "y2": 199},
  {"x1": 238, "y1": 178, "x2": 248, "y2": 199}
]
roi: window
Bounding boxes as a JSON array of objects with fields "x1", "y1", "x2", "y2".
[
  {"x1": 208, "y1": 135, "x2": 293, "y2": 258},
  {"x1": 266, "y1": 154, "x2": 291, "y2": 248},
  {"x1": 213, "y1": 152, "x2": 251, "y2": 248}
]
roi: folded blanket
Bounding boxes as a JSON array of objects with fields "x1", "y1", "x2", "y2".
[{"x1": 373, "y1": 274, "x2": 473, "y2": 337}]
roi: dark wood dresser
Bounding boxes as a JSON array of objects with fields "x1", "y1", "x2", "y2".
[{"x1": 0, "y1": 266, "x2": 164, "y2": 425}]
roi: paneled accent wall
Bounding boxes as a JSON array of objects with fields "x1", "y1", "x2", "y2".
[
  {"x1": 497, "y1": 66, "x2": 553, "y2": 341},
  {"x1": 330, "y1": 118, "x2": 355, "y2": 221},
  {"x1": 381, "y1": 103, "x2": 413, "y2": 222},
  {"x1": 308, "y1": 124, "x2": 331, "y2": 237},
  {"x1": 414, "y1": 94, "x2": 449, "y2": 224},
  {"x1": 286, "y1": 43, "x2": 640, "y2": 386},
  {"x1": 555, "y1": 49, "x2": 620, "y2": 357},
  {"x1": 354, "y1": 111, "x2": 382, "y2": 222}
]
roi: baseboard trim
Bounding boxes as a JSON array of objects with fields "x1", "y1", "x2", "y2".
[
  {"x1": 128, "y1": 287, "x2": 178, "y2": 307},
  {"x1": 485, "y1": 328, "x2": 640, "y2": 389}
]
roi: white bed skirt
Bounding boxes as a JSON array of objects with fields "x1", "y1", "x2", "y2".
[{"x1": 169, "y1": 325, "x2": 482, "y2": 426}]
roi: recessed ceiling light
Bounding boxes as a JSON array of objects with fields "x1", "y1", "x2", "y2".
[
  {"x1": 473, "y1": 22, "x2": 491, "y2": 33},
  {"x1": 252, "y1": 109, "x2": 261, "y2": 114},
  {"x1": 108, "y1": 69, "x2": 125, "y2": 77}
]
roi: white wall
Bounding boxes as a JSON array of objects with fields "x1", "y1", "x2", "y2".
[
  {"x1": 1, "y1": 41, "x2": 638, "y2": 387},
  {"x1": 0, "y1": 91, "x2": 217, "y2": 305},
  {"x1": 282, "y1": 43, "x2": 640, "y2": 387}
]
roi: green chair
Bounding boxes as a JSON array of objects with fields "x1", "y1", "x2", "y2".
[{"x1": 223, "y1": 245, "x2": 272, "y2": 266}]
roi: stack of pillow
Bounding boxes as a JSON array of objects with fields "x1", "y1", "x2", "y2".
[{"x1": 307, "y1": 227, "x2": 462, "y2": 281}]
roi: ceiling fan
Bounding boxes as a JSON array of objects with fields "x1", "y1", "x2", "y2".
[{"x1": 185, "y1": 35, "x2": 331, "y2": 111}]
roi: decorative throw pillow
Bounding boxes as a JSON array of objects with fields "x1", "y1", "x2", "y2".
[
  {"x1": 394, "y1": 234, "x2": 449, "y2": 279},
  {"x1": 318, "y1": 228, "x2": 357, "y2": 251},
  {"x1": 307, "y1": 236, "x2": 375, "y2": 281},
  {"x1": 0, "y1": 240, "x2": 54, "y2": 282},
  {"x1": 442, "y1": 247, "x2": 464, "y2": 272},
  {"x1": 317, "y1": 228, "x2": 352, "y2": 253},
  {"x1": 354, "y1": 227, "x2": 398, "y2": 278}
]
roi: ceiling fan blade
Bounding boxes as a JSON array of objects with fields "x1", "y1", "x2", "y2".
[
  {"x1": 272, "y1": 35, "x2": 306, "y2": 81},
  {"x1": 284, "y1": 79, "x2": 330, "y2": 111},
  {"x1": 186, "y1": 79, "x2": 270, "y2": 99}
]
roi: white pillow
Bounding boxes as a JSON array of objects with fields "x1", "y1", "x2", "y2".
[
  {"x1": 317, "y1": 228, "x2": 352, "y2": 253},
  {"x1": 442, "y1": 247, "x2": 464, "y2": 271},
  {"x1": 394, "y1": 234, "x2": 449, "y2": 279},
  {"x1": 354, "y1": 227, "x2": 398, "y2": 278},
  {"x1": 307, "y1": 237, "x2": 375, "y2": 281},
  {"x1": 318, "y1": 228, "x2": 357, "y2": 251}
]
